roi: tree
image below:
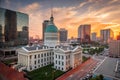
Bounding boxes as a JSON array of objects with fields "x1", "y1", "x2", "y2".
[{"x1": 99, "y1": 74, "x2": 104, "y2": 80}]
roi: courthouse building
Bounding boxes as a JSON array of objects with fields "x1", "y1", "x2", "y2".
[{"x1": 17, "y1": 12, "x2": 82, "y2": 71}]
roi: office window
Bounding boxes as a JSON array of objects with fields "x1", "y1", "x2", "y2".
[
  {"x1": 38, "y1": 60, "x2": 40, "y2": 63},
  {"x1": 41, "y1": 59, "x2": 43, "y2": 63},
  {"x1": 59, "y1": 55, "x2": 60, "y2": 59},
  {"x1": 62, "y1": 62, "x2": 64, "y2": 66},
  {"x1": 34, "y1": 61, "x2": 36, "y2": 64},
  {"x1": 41, "y1": 54, "x2": 43, "y2": 57},
  {"x1": 30, "y1": 55, "x2": 32, "y2": 59},
  {"x1": 59, "y1": 61, "x2": 60, "y2": 65},
  {"x1": 44, "y1": 53, "x2": 46, "y2": 57},
  {"x1": 34, "y1": 55, "x2": 36, "y2": 59},
  {"x1": 56, "y1": 55, "x2": 57, "y2": 58},
  {"x1": 38, "y1": 54, "x2": 40, "y2": 58},
  {"x1": 56, "y1": 60, "x2": 57, "y2": 64},
  {"x1": 62, "y1": 56, "x2": 64, "y2": 59},
  {"x1": 47, "y1": 53, "x2": 49, "y2": 56},
  {"x1": 47, "y1": 57, "x2": 48, "y2": 61},
  {"x1": 44, "y1": 58, "x2": 46, "y2": 62}
]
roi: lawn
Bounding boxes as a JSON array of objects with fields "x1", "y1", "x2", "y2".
[{"x1": 27, "y1": 64, "x2": 64, "y2": 80}]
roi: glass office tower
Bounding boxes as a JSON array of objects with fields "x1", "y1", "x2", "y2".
[{"x1": 0, "y1": 8, "x2": 29, "y2": 47}]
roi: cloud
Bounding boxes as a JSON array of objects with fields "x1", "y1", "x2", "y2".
[
  {"x1": 79, "y1": 1, "x2": 89, "y2": 8},
  {"x1": 4, "y1": 0, "x2": 11, "y2": 8},
  {"x1": 19, "y1": 2, "x2": 43, "y2": 38},
  {"x1": 18, "y1": 0, "x2": 120, "y2": 39}
]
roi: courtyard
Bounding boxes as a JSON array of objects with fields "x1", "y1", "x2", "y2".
[{"x1": 27, "y1": 64, "x2": 64, "y2": 80}]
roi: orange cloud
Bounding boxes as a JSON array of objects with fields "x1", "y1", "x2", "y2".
[{"x1": 18, "y1": 1, "x2": 120, "y2": 39}]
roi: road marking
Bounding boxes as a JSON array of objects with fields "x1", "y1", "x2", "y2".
[
  {"x1": 93, "y1": 57, "x2": 107, "y2": 73},
  {"x1": 115, "y1": 60, "x2": 119, "y2": 72}
]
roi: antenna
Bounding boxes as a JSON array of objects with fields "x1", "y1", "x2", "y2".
[
  {"x1": 50, "y1": 5, "x2": 54, "y2": 23},
  {"x1": 51, "y1": 5, "x2": 53, "y2": 17}
]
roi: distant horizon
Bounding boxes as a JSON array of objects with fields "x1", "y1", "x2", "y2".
[{"x1": 1, "y1": 0, "x2": 120, "y2": 39}]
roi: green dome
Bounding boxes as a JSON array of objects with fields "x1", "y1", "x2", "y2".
[{"x1": 45, "y1": 24, "x2": 58, "y2": 33}]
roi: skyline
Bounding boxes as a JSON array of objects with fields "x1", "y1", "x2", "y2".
[{"x1": 1, "y1": 0, "x2": 120, "y2": 39}]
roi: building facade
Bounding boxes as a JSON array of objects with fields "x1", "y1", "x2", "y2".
[
  {"x1": 59, "y1": 28, "x2": 68, "y2": 43},
  {"x1": 117, "y1": 32, "x2": 120, "y2": 40},
  {"x1": 54, "y1": 46, "x2": 82, "y2": 71},
  {"x1": 109, "y1": 40, "x2": 120, "y2": 58},
  {"x1": 42, "y1": 20, "x2": 49, "y2": 41},
  {"x1": 17, "y1": 45, "x2": 82, "y2": 71},
  {"x1": 0, "y1": 8, "x2": 29, "y2": 48},
  {"x1": 91, "y1": 32, "x2": 97, "y2": 42},
  {"x1": 100, "y1": 29, "x2": 114, "y2": 44},
  {"x1": 78, "y1": 24, "x2": 91, "y2": 43},
  {"x1": 18, "y1": 45, "x2": 53, "y2": 71}
]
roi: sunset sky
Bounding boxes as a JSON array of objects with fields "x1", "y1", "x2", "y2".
[{"x1": 1, "y1": 0, "x2": 120, "y2": 39}]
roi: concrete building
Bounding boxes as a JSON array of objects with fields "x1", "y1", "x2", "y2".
[
  {"x1": 0, "y1": 8, "x2": 29, "y2": 47},
  {"x1": 0, "y1": 8, "x2": 29, "y2": 58},
  {"x1": 109, "y1": 40, "x2": 120, "y2": 58},
  {"x1": 17, "y1": 45, "x2": 53, "y2": 71},
  {"x1": 91, "y1": 32, "x2": 97, "y2": 41},
  {"x1": 17, "y1": 45, "x2": 82, "y2": 71},
  {"x1": 42, "y1": 20, "x2": 49, "y2": 41},
  {"x1": 100, "y1": 29, "x2": 114, "y2": 44},
  {"x1": 59, "y1": 28, "x2": 68, "y2": 43},
  {"x1": 117, "y1": 32, "x2": 120, "y2": 40},
  {"x1": 78, "y1": 24, "x2": 91, "y2": 43},
  {"x1": 54, "y1": 45, "x2": 82, "y2": 71}
]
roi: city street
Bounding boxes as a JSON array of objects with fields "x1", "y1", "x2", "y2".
[
  {"x1": 56, "y1": 58, "x2": 99, "y2": 80},
  {"x1": 94, "y1": 57, "x2": 120, "y2": 80}
]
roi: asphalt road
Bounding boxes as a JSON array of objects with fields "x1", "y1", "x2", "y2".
[
  {"x1": 56, "y1": 58, "x2": 99, "y2": 80},
  {"x1": 94, "y1": 57, "x2": 119, "y2": 80}
]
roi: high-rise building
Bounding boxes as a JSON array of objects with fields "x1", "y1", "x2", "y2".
[
  {"x1": 0, "y1": 8, "x2": 29, "y2": 47},
  {"x1": 5, "y1": 9, "x2": 17, "y2": 42},
  {"x1": 59, "y1": 28, "x2": 68, "y2": 42},
  {"x1": 91, "y1": 32, "x2": 97, "y2": 41},
  {"x1": 42, "y1": 20, "x2": 49, "y2": 41},
  {"x1": 0, "y1": 24, "x2": 3, "y2": 42},
  {"x1": 78, "y1": 24, "x2": 91, "y2": 43},
  {"x1": 100, "y1": 29, "x2": 114, "y2": 44},
  {"x1": 109, "y1": 40, "x2": 120, "y2": 58},
  {"x1": 117, "y1": 32, "x2": 120, "y2": 40},
  {"x1": 44, "y1": 11, "x2": 59, "y2": 47}
]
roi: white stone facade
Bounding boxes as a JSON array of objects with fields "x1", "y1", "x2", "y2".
[
  {"x1": 17, "y1": 45, "x2": 82, "y2": 71},
  {"x1": 54, "y1": 46, "x2": 82, "y2": 71},
  {"x1": 18, "y1": 46, "x2": 54, "y2": 71}
]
